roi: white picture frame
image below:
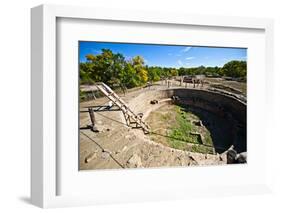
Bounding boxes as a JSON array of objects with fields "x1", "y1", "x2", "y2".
[{"x1": 31, "y1": 4, "x2": 274, "y2": 208}]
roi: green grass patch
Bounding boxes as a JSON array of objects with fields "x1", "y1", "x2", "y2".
[
  {"x1": 167, "y1": 106, "x2": 213, "y2": 154},
  {"x1": 191, "y1": 144, "x2": 213, "y2": 154},
  {"x1": 147, "y1": 104, "x2": 214, "y2": 154},
  {"x1": 168, "y1": 106, "x2": 198, "y2": 146}
]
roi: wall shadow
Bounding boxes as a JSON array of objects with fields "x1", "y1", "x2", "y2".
[{"x1": 179, "y1": 104, "x2": 246, "y2": 154}]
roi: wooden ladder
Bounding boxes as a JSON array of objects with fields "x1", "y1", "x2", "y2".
[{"x1": 95, "y1": 83, "x2": 150, "y2": 134}]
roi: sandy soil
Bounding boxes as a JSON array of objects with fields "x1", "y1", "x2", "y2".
[{"x1": 79, "y1": 81, "x2": 231, "y2": 170}]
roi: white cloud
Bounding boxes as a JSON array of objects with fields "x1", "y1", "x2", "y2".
[
  {"x1": 168, "y1": 53, "x2": 173, "y2": 56},
  {"x1": 177, "y1": 60, "x2": 183, "y2": 66},
  {"x1": 89, "y1": 49, "x2": 102, "y2": 54},
  {"x1": 182, "y1": 47, "x2": 192, "y2": 52},
  {"x1": 186, "y1": 57, "x2": 195, "y2": 60}
]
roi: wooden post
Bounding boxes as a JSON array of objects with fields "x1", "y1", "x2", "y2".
[{"x1": 88, "y1": 108, "x2": 96, "y2": 128}]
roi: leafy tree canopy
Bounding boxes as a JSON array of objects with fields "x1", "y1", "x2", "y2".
[{"x1": 80, "y1": 49, "x2": 247, "y2": 89}]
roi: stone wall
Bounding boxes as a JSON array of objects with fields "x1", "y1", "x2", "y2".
[
  {"x1": 128, "y1": 88, "x2": 246, "y2": 124},
  {"x1": 172, "y1": 89, "x2": 246, "y2": 125},
  {"x1": 128, "y1": 88, "x2": 246, "y2": 153}
]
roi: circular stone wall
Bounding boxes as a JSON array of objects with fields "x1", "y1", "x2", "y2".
[{"x1": 128, "y1": 88, "x2": 246, "y2": 154}]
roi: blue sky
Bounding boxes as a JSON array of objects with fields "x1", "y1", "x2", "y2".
[{"x1": 79, "y1": 41, "x2": 247, "y2": 68}]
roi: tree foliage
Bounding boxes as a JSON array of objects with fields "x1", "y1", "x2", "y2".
[
  {"x1": 80, "y1": 49, "x2": 247, "y2": 89},
  {"x1": 221, "y1": 60, "x2": 246, "y2": 78}
]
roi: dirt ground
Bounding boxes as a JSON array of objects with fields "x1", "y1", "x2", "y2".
[
  {"x1": 79, "y1": 79, "x2": 241, "y2": 170},
  {"x1": 205, "y1": 78, "x2": 246, "y2": 96}
]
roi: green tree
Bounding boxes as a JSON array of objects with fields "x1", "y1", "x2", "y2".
[
  {"x1": 131, "y1": 56, "x2": 148, "y2": 84},
  {"x1": 222, "y1": 60, "x2": 247, "y2": 78},
  {"x1": 170, "y1": 69, "x2": 178, "y2": 76},
  {"x1": 85, "y1": 54, "x2": 96, "y2": 62},
  {"x1": 119, "y1": 63, "x2": 138, "y2": 88},
  {"x1": 82, "y1": 49, "x2": 127, "y2": 87},
  {"x1": 79, "y1": 48, "x2": 247, "y2": 94},
  {"x1": 147, "y1": 67, "x2": 161, "y2": 82}
]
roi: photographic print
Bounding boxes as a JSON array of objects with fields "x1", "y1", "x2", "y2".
[{"x1": 79, "y1": 42, "x2": 247, "y2": 170}]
